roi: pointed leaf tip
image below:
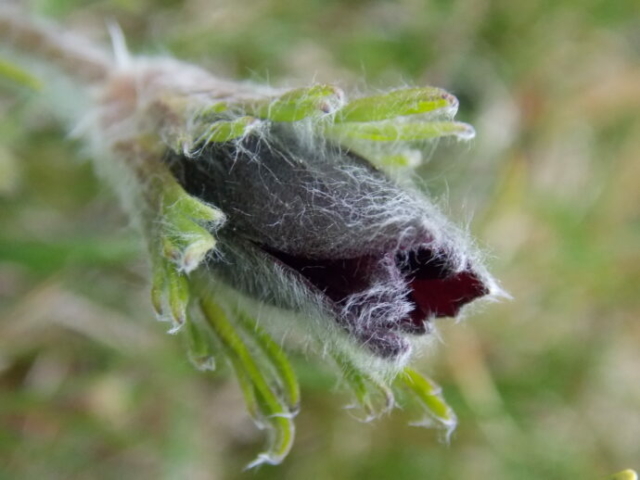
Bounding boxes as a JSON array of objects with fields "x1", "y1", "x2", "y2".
[{"x1": 399, "y1": 367, "x2": 458, "y2": 440}]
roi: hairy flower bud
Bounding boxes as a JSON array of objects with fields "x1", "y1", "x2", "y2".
[
  {"x1": 0, "y1": 10, "x2": 505, "y2": 465},
  {"x1": 169, "y1": 123, "x2": 496, "y2": 360}
]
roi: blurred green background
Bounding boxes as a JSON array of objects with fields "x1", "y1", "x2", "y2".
[{"x1": 1, "y1": 0, "x2": 639, "y2": 478}]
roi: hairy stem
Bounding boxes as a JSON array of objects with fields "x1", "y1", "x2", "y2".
[{"x1": 0, "y1": 8, "x2": 111, "y2": 83}]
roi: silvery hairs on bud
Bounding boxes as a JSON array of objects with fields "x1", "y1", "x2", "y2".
[{"x1": 170, "y1": 123, "x2": 498, "y2": 361}]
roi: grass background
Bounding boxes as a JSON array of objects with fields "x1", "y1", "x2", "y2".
[{"x1": 1, "y1": 0, "x2": 639, "y2": 478}]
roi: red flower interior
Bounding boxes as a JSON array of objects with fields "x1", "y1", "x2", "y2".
[{"x1": 265, "y1": 245, "x2": 488, "y2": 348}]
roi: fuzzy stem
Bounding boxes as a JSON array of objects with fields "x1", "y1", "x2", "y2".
[{"x1": 0, "y1": 8, "x2": 111, "y2": 83}]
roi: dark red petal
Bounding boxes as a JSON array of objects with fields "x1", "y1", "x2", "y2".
[
  {"x1": 409, "y1": 270, "x2": 488, "y2": 319},
  {"x1": 262, "y1": 248, "x2": 381, "y2": 304}
]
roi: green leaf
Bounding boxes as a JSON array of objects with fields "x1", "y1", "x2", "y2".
[
  {"x1": 184, "y1": 319, "x2": 216, "y2": 371},
  {"x1": 399, "y1": 367, "x2": 457, "y2": 437},
  {"x1": 161, "y1": 209, "x2": 217, "y2": 272},
  {"x1": 199, "y1": 297, "x2": 295, "y2": 467},
  {"x1": 150, "y1": 256, "x2": 190, "y2": 333},
  {"x1": 153, "y1": 177, "x2": 223, "y2": 273},
  {"x1": 335, "y1": 87, "x2": 458, "y2": 123},
  {"x1": 244, "y1": 84, "x2": 343, "y2": 122},
  {"x1": 376, "y1": 150, "x2": 422, "y2": 169},
  {"x1": 327, "y1": 120, "x2": 475, "y2": 142},
  {"x1": 333, "y1": 352, "x2": 394, "y2": 421},
  {"x1": 200, "y1": 116, "x2": 257, "y2": 143},
  {"x1": 166, "y1": 267, "x2": 189, "y2": 333},
  {"x1": 237, "y1": 312, "x2": 301, "y2": 413}
]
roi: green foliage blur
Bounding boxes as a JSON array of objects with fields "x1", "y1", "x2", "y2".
[{"x1": 1, "y1": 0, "x2": 639, "y2": 478}]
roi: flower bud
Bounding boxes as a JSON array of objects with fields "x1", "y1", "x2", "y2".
[{"x1": 168, "y1": 123, "x2": 496, "y2": 360}]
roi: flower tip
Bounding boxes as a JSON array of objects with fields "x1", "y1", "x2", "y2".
[{"x1": 483, "y1": 277, "x2": 512, "y2": 302}]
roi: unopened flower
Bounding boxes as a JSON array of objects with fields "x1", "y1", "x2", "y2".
[
  {"x1": 170, "y1": 122, "x2": 494, "y2": 361},
  {"x1": 1, "y1": 10, "x2": 503, "y2": 468}
]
